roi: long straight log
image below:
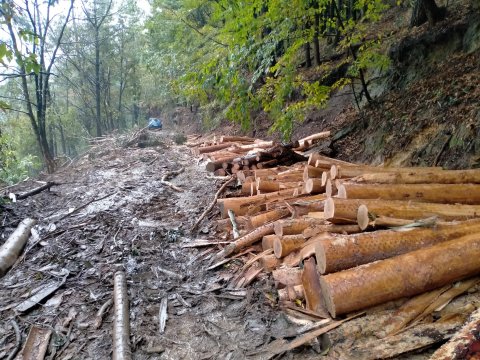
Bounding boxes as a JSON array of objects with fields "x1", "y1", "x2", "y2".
[
  {"x1": 273, "y1": 235, "x2": 306, "y2": 258},
  {"x1": 315, "y1": 219, "x2": 480, "y2": 274},
  {"x1": 219, "y1": 223, "x2": 275, "y2": 258},
  {"x1": 332, "y1": 164, "x2": 443, "y2": 180},
  {"x1": 0, "y1": 218, "x2": 36, "y2": 277},
  {"x1": 319, "y1": 233, "x2": 480, "y2": 318},
  {"x1": 324, "y1": 197, "x2": 480, "y2": 223},
  {"x1": 303, "y1": 165, "x2": 324, "y2": 181},
  {"x1": 274, "y1": 218, "x2": 325, "y2": 237},
  {"x1": 337, "y1": 183, "x2": 480, "y2": 204},
  {"x1": 195, "y1": 142, "x2": 235, "y2": 155},
  {"x1": 113, "y1": 271, "x2": 131, "y2": 360},
  {"x1": 353, "y1": 169, "x2": 480, "y2": 184},
  {"x1": 248, "y1": 209, "x2": 290, "y2": 229},
  {"x1": 308, "y1": 153, "x2": 356, "y2": 167}
]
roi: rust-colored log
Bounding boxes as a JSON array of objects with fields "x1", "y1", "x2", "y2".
[
  {"x1": 260, "y1": 254, "x2": 282, "y2": 271},
  {"x1": 273, "y1": 235, "x2": 306, "y2": 258},
  {"x1": 309, "y1": 153, "x2": 356, "y2": 168},
  {"x1": 353, "y1": 169, "x2": 480, "y2": 184},
  {"x1": 219, "y1": 223, "x2": 275, "y2": 257},
  {"x1": 302, "y1": 224, "x2": 362, "y2": 238},
  {"x1": 274, "y1": 218, "x2": 325, "y2": 237},
  {"x1": 272, "y1": 267, "x2": 303, "y2": 286},
  {"x1": 324, "y1": 197, "x2": 480, "y2": 224},
  {"x1": 319, "y1": 233, "x2": 480, "y2": 317},
  {"x1": 256, "y1": 179, "x2": 301, "y2": 193},
  {"x1": 315, "y1": 219, "x2": 480, "y2": 274},
  {"x1": 331, "y1": 164, "x2": 443, "y2": 180},
  {"x1": 248, "y1": 208, "x2": 290, "y2": 229},
  {"x1": 302, "y1": 257, "x2": 329, "y2": 317},
  {"x1": 278, "y1": 285, "x2": 305, "y2": 301},
  {"x1": 337, "y1": 183, "x2": 480, "y2": 204},
  {"x1": 303, "y1": 165, "x2": 324, "y2": 181},
  {"x1": 262, "y1": 234, "x2": 280, "y2": 250},
  {"x1": 304, "y1": 178, "x2": 325, "y2": 194}
]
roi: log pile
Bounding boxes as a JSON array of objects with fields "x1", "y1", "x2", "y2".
[{"x1": 192, "y1": 133, "x2": 480, "y2": 356}]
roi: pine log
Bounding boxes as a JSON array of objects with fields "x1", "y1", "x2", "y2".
[
  {"x1": 278, "y1": 285, "x2": 305, "y2": 301},
  {"x1": 219, "y1": 136, "x2": 256, "y2": 143},
  {"x1": 273, "y1": 235, "x2": 306, "y2": 258},
  {"x1": 272, "y1": 267, "x2": 303, "y2": 286},
  {"x1": 331, "y1": 164, "x2": 443, "y2": 180},
  {"x1": 248, "y1": 208, "x2": 290, "y2": 229},
  {"x1": 260, "y1": 254, "x2": 282, "y2": 271},
  {"x1": 319, "y1": 233, "x2": 480, "y2": 317},
  {"x1": 430, "y1": 307, "x2": 480, "y2": 360},
  {"x1": 195, "y1": 142, "x2": 235, "y2": 155},
  {"x1": 262, "y1": 234, "x2": 280, "y2": 250},
  {"x1": 206, "y1": 158, "x2": 236, "y2": 172},
  {"x1": 302, "y1": 257, "x2": 329, "y2": 317},
  {"x1": 324, "y1": 197, "x2": 480, "y2": 224},
  {"x1": 113, "y1": 271, "x2": 131, "y2": 360},
  {"x1": 302, "y1": 224, "x2": 362, "y2": 238},
  {"x1": 337, "y1": 183, "x2": 480, "y2": 204},
  {"x1": 353, "y1": 169, "x2": 480, "y2": 184},
  {"x1": 256, "y1": 179, "x2": 301, "y2": 193},
  {"x1": 0, "y1": 218, "x2": 36, "y2": 277},
  {"x1": 303, "y1": 165, "x2": 324, "y2": 181},
  {"x1": 274, "y1": 218, "x2": 325, "y2": 237},
  {"x1": 309, "y1": 153, "x2": 356, "y2": 167},
  {"x1": 219, "y1": 223, "x2": 275, "y2": 257},
  {"x1": 315, "y1": 219, "x2": 480, "y2": 274},
  {"x1": 304, "y1": 178, "x2": 326, "y2": 194}
]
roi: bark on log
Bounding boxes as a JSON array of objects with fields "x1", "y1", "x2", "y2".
[
  {"x1": 331, "y1": 164, "x2": 443, "y2": 179},
  {"x1": 248, "y1": 209, "x2": 290, "y2": 229},
  {"x1": 0, "y1": 218, "x2": 36, "y2": 277},
  {"x1": 302, "y1": 224, "x2": 362, "y2": 238},
  {"x1": 273, "y1": 235, "x2": 306, "y2": 258},
  {"x1": 319, "y1": 233, "x2": 480, "y2": 317},
  {"x1": 272, "y1": 267, "x2": 303, "y2": 286},
  {"x1": 302, "y1": 257, "x2": 329, "y2": 317},
  {"x1": 353, "y1": 169, "x2": 480, "y2": 184},
  {"x1": 337, "y1": 183, "x2": 480, "y2": 204},
  {"x1": 218, "y1": 223, "x2": 275, "y2": 258},
  {"x1": 315, "y1": 219, "x2": 480, "y2": 274},
  {"x1": 324, "y1": 197, "x2": 480, "y2": 224},
  {"x1": 113, "y1": 271, "x2": 131, "y2": 360},
  {"x1": 430, "y1": 307, "x2": 480, "y2": 360},
  {"x1": 274, "y1": 218, "x2": 325, "y2": 237},
  {"x1": 195, "y1": 142, "x2": 234, "y2": 155},
  {"x1": 303, "y1": 165, "x2": 324, "y2": 181}
]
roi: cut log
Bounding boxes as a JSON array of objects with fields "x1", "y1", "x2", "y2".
[
  {"x1": 332, "y1": 164, "x2": 443, "y2": 180},
  {"x1": 260, "y1": 254, "x2": 282, "y2": 271},
  {"x1": 430, "y1": 306, "x2": 480, "y2": 360},
  {"x1": 315, "y1": 219, "x2": 480, "y2": 274},
  {"x1": 319, "y1": 233, "x2": 480, "y2": 317},
  {"x1": 15, "y1": 182, "x2": 57, "y2": 200},
  {"x1": 248, "y1": 208, "x2": 290, "y2": 229},
  {"x1": 273, "y1": 235, "x2": 306, "y2": 258},
  {"x1": 278, "y1": 285, "x2": 305, "y2": 301},
  {"x1": 113, "y1": 271, "x2": 131, "y2": 360},
  {"x1": 303, "y1": 165, "x2": 324, "y2": 181},
  {"x1": 195, "y1": 142, "x2": 235, "y2": 155},
  {"x1": 272, "y1": 267, "x2": 303, "y2": 286},
  {"x1": 304, "y1": 178, "x2": 325, "y2": 194},
  {"x1": 206, "y1": 158, "x2": 236, "y2": 172},
  {"x1": 353, "y1": 169, "x2": 480, "y2": 184},
  {"x1": 274, "y1": 218, "x2": 325, "y2": 237},
  {"x1": 309, "y1": 153, "x2": 356, "y2": 167},
  {"x1": 337, "y1": 183, "x2": 480, "y2": 204},
  {"x1": 302, "y1": 257, "x2": 329, "y2": 317},
  {"x1": 256, "y1": 179, "x2": 301, "y2": 193},
  {"x1": 302, "y1": 224, "x2": 362, "y2": 238},
  {"x1": 218, "y1": 222, "x2": 275, "y2": 257},
  {"x1": 324, "y1": 197, "x2": 480, "y2": 224},
  {"x1": 262, "y1": 234, "x2": 280, "y2": 250},
  {"x1": 0, "y1": 218, "x2": 36, "y2": 277}
]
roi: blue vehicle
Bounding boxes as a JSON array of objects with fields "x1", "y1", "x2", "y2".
[{"x1": 148, "y1": 118, "x2": 162, "y2": 129}]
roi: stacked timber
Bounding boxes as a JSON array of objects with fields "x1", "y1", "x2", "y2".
[
  {"x1": 193, "y1": 133, "x2": 480, "y2": 355},
  {"x1": 191, "y1": 132, "x2": 330, "y2": 175}
]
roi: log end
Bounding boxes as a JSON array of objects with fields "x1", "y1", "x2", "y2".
[
  {"x1": 324, "y1": 197, "x2": 335, "y2": 220},
  {"x1": 273, "y1": 238, "x2": 283, "y2": 259},
  {"x1": 305, "y1": 178, "x2": 314, "y2": 194},
  {"x1": 330, "y1": 165, "x2": 338, "y2": 180},
  {"x1": 337, "y1": 184, "x2": 347, "y2": 199},
  {"x1": 274, "y1": 221, "x2": 284, "y2": 237},
  {"x1": 319, "y1": 276, "x2": 337, "y2": 318},
  {"x1": 321, "y1": 172, "x2": 328, "y2": 187},
  {"x1": 326, "y1": 179, "x2": 333, "y2": 197},
  {"x1": 315, "y1": 241, "x2": 327, "y2": 274},
  {"x1": 357, "y1": 205, "x2": 370, "y2": 231}
]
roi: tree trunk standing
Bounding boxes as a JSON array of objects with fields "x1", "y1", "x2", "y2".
[
  {"x1": 410, "y1": 0, "x2": 445, "y2": 26},
  {"x1": 59, "y1": 124, "x2": 67, "y2": 155},
  {"x1": 335, "y1": 0, "x2": 343, "y2": 45},
  {"x1": 304, "y1": 42, "x2": 312, "y2": 67},
  {"x1": 313, "y1": 1, "x2": 321, "y2": 66},
  {"x1": 95, "y1": 28, "x2": 102, "y2": 137}
]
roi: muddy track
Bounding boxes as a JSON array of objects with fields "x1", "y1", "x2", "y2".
[{"x1": 0, "y1": 133, "x2": 285, "y2": 360}]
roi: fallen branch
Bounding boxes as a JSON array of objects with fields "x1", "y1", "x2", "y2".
[
  {"x1": 113, "y1": 271, "x2": 132, "y2": 360},
  {"x1": 15, "y1": 181, "x2": 58, "y2": 200},
  {"x1": 58, "y1": 192, "x2": 116, "y2": 221},
  {"x1": 191, "y1": 176, "x2": 235, "y2": 232},
  {"x1": 0, "y1": 218, "x2": 36, "y2": 277},
  {"x1": 160, "y1": 169, "x2": 185, "y2": 192},
  {"x1": 6, "y1": 319, "x2": 21, "y2": 360},
  {"x1": 94, "y1": 299, "x2": 113, "y2": 329},
  {"x1": 159, "y1": 297, "x2": 168, "y2": 334}
]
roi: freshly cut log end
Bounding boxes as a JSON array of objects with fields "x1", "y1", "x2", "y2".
[
  {"x1": 336, "y1": 184, "x2": 347, "y2": 199},
  {"x1": 321, "y1": 172, "x2": 329, "y2": 187},
  {"x1": 315, "y1": 241, "x2": 327, "y2": 275},
  {"x1": 273, "y1": 235, "x2": 305, "y2": 259},
  {"x1": 330, "y1": 165, "x2": 338, "y2": 180},
  {"x1": 357, "y1": 204, "x2": 370, "y2": 230},
  {"x1": 323, "y1": 197, "x2": 335, "y2": 219},
  {"x1": 302, "y1": 257, "x2": 328, "y2": 317},
  {"x1": 305, "y1": 178, "x2": 325, "y2": 194},
  {"x1": 326, "y1": 179, "x2": 333, "y2": 197},
  {"x1": 262, "y1": 235, "x2": 280, "y2": 250},
  {"x1": 319, "y1": 233, "x2": 480, "y2": 318}
]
